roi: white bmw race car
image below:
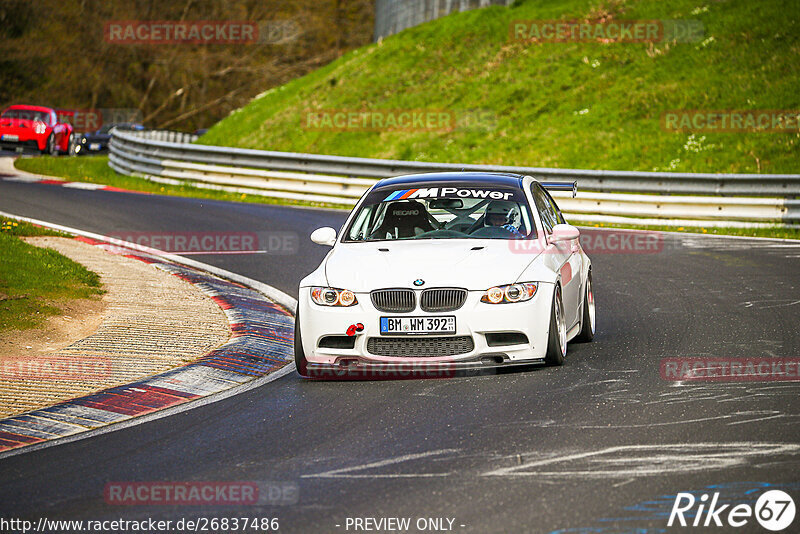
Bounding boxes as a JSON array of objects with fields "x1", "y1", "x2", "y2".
[{"x1": 295, "y1": 172, "x2": 595, "y2": 378}]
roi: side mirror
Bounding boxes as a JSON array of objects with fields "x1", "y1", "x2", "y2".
[
  {"x1": 310, "y1": 227, "x2": 337, "y2": 247},
  {"x1": 549, "y1": 223, "x2": 580, "y2": 243}
]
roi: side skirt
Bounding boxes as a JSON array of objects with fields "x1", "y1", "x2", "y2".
[{"x1": 566, "y1": 322, "x2": 581, "y2": 343}]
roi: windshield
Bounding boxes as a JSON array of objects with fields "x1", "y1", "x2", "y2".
[
  {"x1": 1, "y1": 109, "x2": 51, "y2": 123},
  {"x1": 344, "y1": 183, "x2": 535, "y2": 242}
]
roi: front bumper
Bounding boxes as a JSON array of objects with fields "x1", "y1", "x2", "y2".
[
  {"x1": 77, "y1": 139, "x2": 108, "y2": 155},
  {"x1": 0, "y1": 132, "x2": 45, "y2": 152},
  {"x1": 298, "y1": 284, "x2": 556, "y2": 375}
]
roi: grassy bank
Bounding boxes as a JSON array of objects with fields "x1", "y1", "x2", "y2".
[
  {"x1": 0, "y1": 219, "x2": 104, "y2": 332},
  {"x1": 200, "y1": 0, "x2": 799, "y2": 174}
]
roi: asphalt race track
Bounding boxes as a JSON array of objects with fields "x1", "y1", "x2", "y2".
[{"x1": 1, "y1": 177, "x2": 799, "y2": 533}]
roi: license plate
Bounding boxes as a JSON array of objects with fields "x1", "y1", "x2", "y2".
[
  {"x1": 89, "y1": 143, "x2": 101, "y2": 150},
  {"x1": 380, "y1": 316, "x2": 455, "y2": 335},
  {"x1": 1, "y1": 134, "x2": 19, "y2": 142}
]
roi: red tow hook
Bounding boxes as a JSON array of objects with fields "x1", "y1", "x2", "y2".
[{"x1": 346, "y1": 323, "x2": 365, "y2": 336}]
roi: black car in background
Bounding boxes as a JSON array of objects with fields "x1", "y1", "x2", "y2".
[{"x1": 76, "y1": 122, "x2": 144, "y2": 155}]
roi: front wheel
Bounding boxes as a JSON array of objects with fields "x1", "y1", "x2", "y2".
[
  {"x1": 42, "y1": 134, "x2": 56, "y2": 156},
  {"x1": 545, "y1": 285, "x2": 567, "y2": 366},
  {"x1": 64, "y1": 133, "x2": 76, "y2": 156},
  {"x1": 576, "y1": 272, "x2": 595, "y2": 342},
  {"x1": 294, "y1": 309, "x2": 309, "y2": 377}
]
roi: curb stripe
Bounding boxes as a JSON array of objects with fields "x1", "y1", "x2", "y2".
[
  {"x1": 0, "y1": 224, "x2": 294, "y2": 455},
  {"x1": 0, "y1": 430, "x2": 44, "y2": 449}
]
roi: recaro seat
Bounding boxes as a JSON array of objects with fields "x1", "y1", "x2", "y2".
[{"x1": 370, "y1": 200, "x2": 435, "y2": 239}]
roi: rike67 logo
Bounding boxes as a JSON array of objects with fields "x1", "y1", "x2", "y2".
[{"x1": 669, "y1": 489, "x2": 795, "y2": 531}]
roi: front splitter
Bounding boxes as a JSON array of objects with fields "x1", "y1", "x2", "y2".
[{"x1": 303, "y1": 357, "x2": 546, "y2": 380}]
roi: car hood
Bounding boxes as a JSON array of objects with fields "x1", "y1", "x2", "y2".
[{"x1": 323, "y1": 240, "x2": 538, "y2": 292}]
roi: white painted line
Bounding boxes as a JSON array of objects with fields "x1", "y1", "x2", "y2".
[
  {"x1": 567, "y1": 212, "x2": 800, "y2": 229},
  {"x1": 61, "y1": 182, "x2": 106, "y2": 190},
  {"x1": 577, "y1": 224, "x2": 800, "y2": 244},
  {"x1": 302, "y1": 449, "x2": 459, "y2": 479},
  {"x1": 482, "y1": 442, "x2": 800, "y2": 478},
  {"x1": 172, "y1": 250, "x2": 273, "y2": 256}
]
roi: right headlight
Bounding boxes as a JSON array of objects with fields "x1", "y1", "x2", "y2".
[
  {"x1": 481, "y1": 282, "x2": 537, "y2": 304},
  {"x1": 310, "y1": 287, "x2": 358, "y2": 307}
]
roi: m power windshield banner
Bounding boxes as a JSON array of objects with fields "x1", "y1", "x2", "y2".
[{"x1": 380, "y1": 185, "x2": 523, "y2": 202}]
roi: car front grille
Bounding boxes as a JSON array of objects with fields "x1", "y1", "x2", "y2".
[
  {"x1": 420, "y1": 288, "x2": 467, "y2": 312},
  {"x1": 371, "y1": 289, "x2": 415, "y2": 313},
  {"x1": 366, "y1": 336, "x2": 474, "y2": 357}
]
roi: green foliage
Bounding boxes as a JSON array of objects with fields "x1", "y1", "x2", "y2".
[
  {"x1": 0, "y1": 218, "x2": 64, "y2": 237},
  {"x1": 201, "y1": 0, "x2": 800, "y2": 174},
  {"x1": 0, "y1": 0, "x2": 373, "y2": 131},
  {"x1": 0, "y1": 227, "x2": 104, "y2": 332}
]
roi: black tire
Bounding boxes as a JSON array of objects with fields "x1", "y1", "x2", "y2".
[
  {"x1": 41, "y1": 134, "x2": 56, "y2": 156},
  {"x1": 545, "y1": 285, "x2": 566, "y2": 366},
  {"x1": 576, "y1": 271, "x2": 595, "y2": 342},
  {"x1": 64, "y1": 133, "x2": 76, "y2": 156},
  {"x1": 294, "y1": 309, "x2": 309, "y2": 377}
]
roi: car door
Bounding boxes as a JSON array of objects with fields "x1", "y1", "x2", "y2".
[
  {"x1": 543, "y1": 187, "x2": 582, "y2": 328},
  {"x1": 49, "y1": 111, "x2": 64, "y2": 148},
  {"x1": 532, "y1": 184, "x2": 581, "y2": 329}
]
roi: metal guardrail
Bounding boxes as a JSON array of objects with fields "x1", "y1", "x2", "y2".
[{"x1": 109, "y1": 129, "x2": 799, "y2": 227}]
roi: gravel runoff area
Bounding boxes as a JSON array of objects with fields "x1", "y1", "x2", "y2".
[{"x1": 0, "y1": 237, "x2": 231, "y2": 418}]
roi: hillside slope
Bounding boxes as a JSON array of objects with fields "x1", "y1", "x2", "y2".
[{"x1": 200, "y1": 0, "x2": 799, "y2": 174}]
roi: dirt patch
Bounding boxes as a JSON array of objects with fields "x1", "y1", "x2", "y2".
[{"x1": 0, "y1": 289, "x2": 106, "y2": 359}]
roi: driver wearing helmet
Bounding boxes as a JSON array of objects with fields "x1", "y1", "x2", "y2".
[{"x1": 484, "y1": 200, "x2": 523, "y2": 236}]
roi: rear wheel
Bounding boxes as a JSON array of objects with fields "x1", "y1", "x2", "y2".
[
  {"x1": 576, "y1": 272, "x2": 595, "y2": 342},
  {"x1": 294, "y1": 309, "x2": 309, "y2": 377},
  {"x1": 545, "y1": 285, "x2": 567, "y2": 366}
]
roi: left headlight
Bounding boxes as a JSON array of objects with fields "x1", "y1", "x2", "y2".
[
  {"x1": 481, "y1": 282, "x2": 537, "y2": 304},
  {"x1": 310, "y1": 287, "x2": 358, "y2": 307},
  {"x1": 33, "y1": 121, "x2": 47, "y2": 134}
]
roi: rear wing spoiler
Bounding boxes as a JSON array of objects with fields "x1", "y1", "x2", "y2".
[{"x1": 541, "y1": 181, "x2": 578, "y2": 198}]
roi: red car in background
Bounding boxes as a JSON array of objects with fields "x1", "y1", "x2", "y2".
[{"x1": 0, "y1": 105, "x2": 74, "y2": 155}]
